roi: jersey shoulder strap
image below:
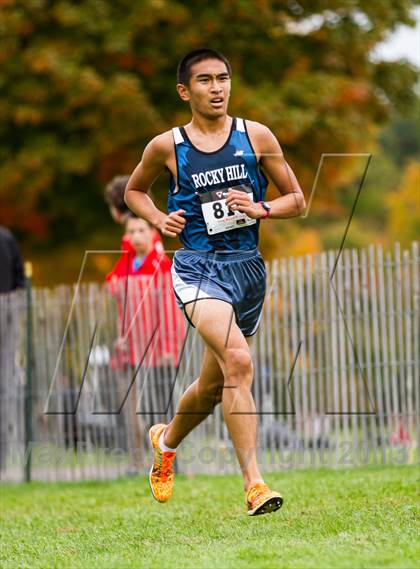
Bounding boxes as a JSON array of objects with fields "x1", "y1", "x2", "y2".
[
  {"x1": 235, "y1": 117, "x2": 246, "y2": 132},
  {"x1": 172, "y1": 127, "x2": 184, "y2": 145}
]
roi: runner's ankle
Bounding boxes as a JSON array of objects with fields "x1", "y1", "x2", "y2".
[{"x1": 159, "y1": 430, "x2": 177, "y2": 453}]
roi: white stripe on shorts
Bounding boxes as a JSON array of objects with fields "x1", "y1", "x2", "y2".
[
  {"x1": 171, "y1": 265, "x2": 210, "y2": 304},
  {"x1": 248, "y1": 305, "x2": 263, "y2": 336}
]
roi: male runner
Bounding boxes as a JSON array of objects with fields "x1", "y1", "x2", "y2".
[{"x1": 125, "y1": 49, "x2": 306, "y2": 515}]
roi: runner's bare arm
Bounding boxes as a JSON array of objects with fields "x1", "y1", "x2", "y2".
[
  {"x1": 125, "y1": 133, "x2": 186, "y2": 237},
  {"x1": 225, "y1": 122, "x2": 306, "y2": 219}
]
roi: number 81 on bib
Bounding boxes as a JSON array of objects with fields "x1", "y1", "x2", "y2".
[{"x1": 198, "y1": 184, "x2": 257, "y2": 235}]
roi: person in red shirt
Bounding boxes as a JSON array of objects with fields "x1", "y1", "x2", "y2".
[
  {"x1": 106, "y1": 216, "x2": 169, "y2": 281},
  {"x1": 106, "y1": 213, "x2": 184, "y2": 473}
]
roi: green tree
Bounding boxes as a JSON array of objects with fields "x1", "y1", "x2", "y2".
[
  {"x1": 329, "y1": 93, "x2": 419, "y2": 249},
  {"x1": 380, "y1": 96, "x2": 420, "y2": 166}
]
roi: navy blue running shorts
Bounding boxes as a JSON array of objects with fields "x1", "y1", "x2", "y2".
[{"x1": 171, "y1": 249, "x2": 266, "y2": 337}]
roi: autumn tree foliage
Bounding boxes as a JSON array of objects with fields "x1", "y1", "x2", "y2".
[
  {"x1": 386, "y1": 162, "x2": 420, "y2": 245},
  {"x1": 0, "y1": 0, "x2": 417, "y2": 282}
]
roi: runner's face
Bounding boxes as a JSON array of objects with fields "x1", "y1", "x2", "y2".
[
  {"x1": 179, "y1": 59, "x2": 231, "y2": 119},
  {"x1": 126, "y1": 218, "x2": 153, "y2": 256}
]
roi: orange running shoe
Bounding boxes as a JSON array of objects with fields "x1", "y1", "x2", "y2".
[
  {"x1": 246, "y1": 481, "x2": 283, "y2": 516},
  {"x1": 148, "y1": 424, "x2": 176, "y2": 503}
]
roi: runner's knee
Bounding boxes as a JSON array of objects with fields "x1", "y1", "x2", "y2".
[{"x1": 225, "y1": 348, "x2": 253, "y2": 384}]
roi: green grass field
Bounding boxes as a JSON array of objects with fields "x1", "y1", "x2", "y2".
[{"x1": 1, "y1": 465, "x2": 419, "y2": 569}]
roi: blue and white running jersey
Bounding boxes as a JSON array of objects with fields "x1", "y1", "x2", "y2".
[{"x1": 168, "y1": 117, "x2": 268, "y2": 251}]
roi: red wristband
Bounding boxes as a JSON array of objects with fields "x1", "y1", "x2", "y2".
[{"x1": 258, "y1": 201, "x2": 271, "y2": 219}]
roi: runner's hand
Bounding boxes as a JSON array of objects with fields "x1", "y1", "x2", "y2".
[
  {"x1": 225, "y1": 189, "x2": 265, "y2": 219},
  {"x1": 158, "y1": 209, "x2": 186, "y2": 237}
]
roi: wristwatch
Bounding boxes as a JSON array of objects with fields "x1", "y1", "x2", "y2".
[{"x1": 258, "y1": 201, "x2": 271, "y2": 219}]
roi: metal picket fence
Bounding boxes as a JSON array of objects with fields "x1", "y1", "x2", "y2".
[{"x1": 0, "y1": 241, "x2": 418, "y2": 482}]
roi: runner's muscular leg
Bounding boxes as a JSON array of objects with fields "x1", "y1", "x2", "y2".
[
  {"x1": 163, "y1": 345, "x2": 225, "y2": 448},
  {"x1": 165, "y1": 299, "x2": 262, "y2": 489}
]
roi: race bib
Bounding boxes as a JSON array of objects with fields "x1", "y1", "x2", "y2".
[{"x1": 198, "y1": 183, "x2": 257, "y2": 235}]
